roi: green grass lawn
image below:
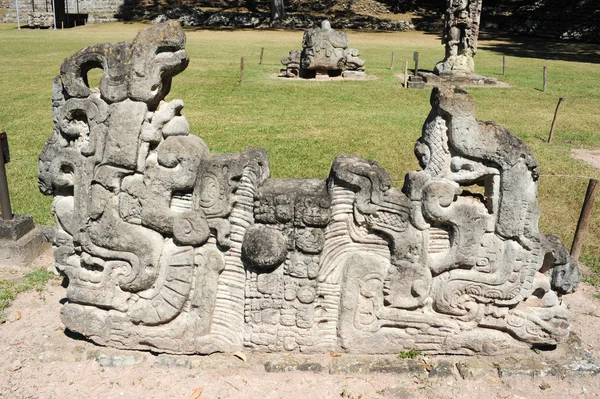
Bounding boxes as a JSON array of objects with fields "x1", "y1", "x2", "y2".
[{"x1": 0, "y1": 22, "x2": 599, "y2": 280}]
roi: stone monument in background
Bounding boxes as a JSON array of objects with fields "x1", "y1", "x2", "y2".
[
  {"x1": 281, "y1": 20, "x2": 365, "y2": 79},
  {"x1": 39, "y1": 21, "x2": 580, "y2": 356},
  {"x1": 434, "y1": 0, "x2": 482, "y2": 76}
]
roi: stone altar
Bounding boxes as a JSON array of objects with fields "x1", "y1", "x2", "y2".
[
  {"x1": 39, "y1": 21, "x2": 579, "y2": 355},
  {"x1": 434, "y1": 0, "x2": 482, "y2": 77},
  {"x1": 281, "y1": 20, "x2": 365, "y2": 79},
  {"x1": 27, "y1": 12, "x2": 54, "y2": 29}
]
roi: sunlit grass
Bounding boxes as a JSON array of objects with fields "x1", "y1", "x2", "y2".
[
  {"x1": 0, "y1": 22, "x2": 599, "y2": 279},
  {"x1": 0, "y1": 268, "x2": 57, "y2": 323}
]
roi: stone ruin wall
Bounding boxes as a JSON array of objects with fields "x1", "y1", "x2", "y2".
[
  {"x1": 3, "y1": 0, "x2": 123, "y2": 23},
  {"x1": 38, "y1": 21, "x2": 580, "y2": 356}
]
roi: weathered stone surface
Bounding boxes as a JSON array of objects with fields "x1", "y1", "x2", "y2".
[
  {"x1": 0, "y1": 217, "x2": 49, "y2": 267},
  {"x1": 456, "y1": 360, "x2": 499, "y2": 379},
  {"x1": 94, "y1": 352, "x2": 145, "y2": 367},
  {"x1": 434, "y1": 0, "x2": 482, "y2": 76},
  {"x1": 0, "y1": 215, "x2": 35, "y2": 241},
  {"x1": 264, "y1": 357, "x2": 325, "y2": 373},
  {"x1": 497, "y1": 358, "x2": 556, "y2": 377},
  {"x1": 329, "y1": 358, "x2": 427, "y2": 376},
  {"x1": 27, "y1": 12, "x2": 53, "y2": 28},
  {"x1": 39, "y1": 24, "x2": 579, "y2": 356},
  {"x1": 281, "y1": 20, "x2": 365, "y2": 79},
  {"x1": 407, "y1": 75, "x2": 426, "y2": 89},
  {"x1": 429, "y1": 360, "x2": 455, "y2": 378},
  {"x1": 154, "y1": 354, "x2": 191, "y2": 368}
]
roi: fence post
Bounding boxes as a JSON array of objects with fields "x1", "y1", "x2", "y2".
[
  {"x1": 547, "y1": 97, "x2": 564, "y2": 143},
  {"x1": 571, "y1": 179, "x2": 599, "y2": 262},
  {"x1": 239, "y1": 57, "x2": 244, "y2": 84}
]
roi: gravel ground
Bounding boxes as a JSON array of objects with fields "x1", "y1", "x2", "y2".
[{"x1": 1, "y1": 252, "x2": 600, "y2": 399}]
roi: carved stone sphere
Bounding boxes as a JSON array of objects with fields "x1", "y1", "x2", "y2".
[{"x1": 242, "y1": 225, "x2": 288, "y2": 270}]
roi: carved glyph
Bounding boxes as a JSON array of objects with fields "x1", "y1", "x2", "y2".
[{"x1": 40, "y1": 23, "x2": 579, "y2": 356}]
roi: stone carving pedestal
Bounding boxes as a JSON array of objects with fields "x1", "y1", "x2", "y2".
[
  {"x1": 281, "y1": 20, "x2": 366, "y2": 79},
  {"x1": 0, "y1": 215, "x2": 49, "y2": 266},
  {"x1": 38, "y1": 22, "x2": 579, "y2": 356},
  {"x1": 434, "y1": 0, "x2": 482, "y2": 77}
]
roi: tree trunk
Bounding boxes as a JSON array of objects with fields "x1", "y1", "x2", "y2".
[{"x1": 271, "y1": 0, "x2": 286, "y2": 20}]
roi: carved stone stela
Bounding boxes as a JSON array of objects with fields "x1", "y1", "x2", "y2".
[
  {"x1": 39, "y1": 22, "x2": 579, "y2": 355},
  {"x1": 281, "y1": 20, "x2": 366, "y2": 79},
  {"x1": 434, "y1": 0, "x2": 482, "y2": 76}
]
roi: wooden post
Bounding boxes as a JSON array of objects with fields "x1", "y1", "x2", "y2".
[
  {"x1": 571, "y1": 179, "x2": 599, "y2": 262},
  {"x1": 259, "y1": 47, "x2": 264, "y2": 65},
  {"x1": 61, "y1": 21, "x2": 64, "y2": 29},
  {"x1": 543, "y1": 66, "x2": 547, "y2": 92},
  {"x1": 390, "y1": 52, "x2": 395, "y2": 70},
  {"x1": 404, "y1": 60, "x2": 408, "y2": 88},
  {"x1": 239, "y1": 57, "x2": 244, "y2": 84},
  {"x1": 547, "y1": 97, "x2": 564, "y2": 143},
  {"x1": 84, "y1": 18, "x2": 87, "y2": 26},
  {"x1": 502, "y1": 56, "x2": 506, "y2": 77}
]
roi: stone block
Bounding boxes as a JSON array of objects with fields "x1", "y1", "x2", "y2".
[
  {"x1": 94, "y1": 351, "x2": 146, "y2": 367},
  {"x1": 342, "y1": 70, "x2": 366, "y2": 79},
  {"x1": 281, "y1": 20, "x2": 366, "y2": 79},
  {"x1": 38, "y1": 22, "x2": 580, "y2": 358},
  {"x1": 497, "y1": 358, "x2": 556, "y2": 377},
  {"x1": 154, "y1": 354, "x2": 190, "y2": 368},
  {"x1": 429, "y1": 360, "x2": 455, "y2": 378},
  {"x1": 329, "y1": 358, "x2": 427, "y2": 376},
  {"x1": 456, "y1": 360, "x2": 499, "y2": 380},
  {"x1": 407, "y1": 75, "x2": 425, "y2": 88},
  {"x1": 0, "y1": 219, "x2": 49, "y2": 267},
  {"x1": 264, "y1": 357, "x2": 324, "y2": 373},
  {"x1": 0, "y1": 215, "x2": 35, "y2": 241}
]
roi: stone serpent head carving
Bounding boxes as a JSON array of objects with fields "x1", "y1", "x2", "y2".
[{"x1": 40, "y1": 23, "x2": 579, "y2": 356}]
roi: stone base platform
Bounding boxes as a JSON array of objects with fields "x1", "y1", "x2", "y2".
[
  {"x1": 398, "y1": 72, "x2": 511, "y2": 88},
  {"x1": 276, "y1": 72, "x2": 370, "y2": 81},
  {"x1": 67, "y1": 332, "x2": 599, "y2": 378},
  {"x1": 0, "y1": 215, "x2": 50, "y2": 266}
]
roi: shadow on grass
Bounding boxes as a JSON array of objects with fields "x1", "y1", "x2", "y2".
[{"x1": 478, "y1": 32, "x2": 600, "y2": 65}]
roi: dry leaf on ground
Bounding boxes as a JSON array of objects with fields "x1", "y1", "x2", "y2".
[
  {"x1": 232, "y1": 351, "x2": 247, "y2": 362},
  {"x1": 189, "y1": 387, "x2": 203, "y2": 399}
]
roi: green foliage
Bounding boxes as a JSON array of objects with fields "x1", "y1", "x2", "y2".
[
  {"x1": 0, "y1": 268, "x2": 56, "y2": 323},
  {"x1": 397, "y1": 349, "x2": 421, "y2": 359}
]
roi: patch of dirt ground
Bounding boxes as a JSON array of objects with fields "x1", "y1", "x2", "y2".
[
  {"x1": 1, "y1": 252, "x2": 600, "y2": 399},
  {"x1": 572, "y1": 148, "x2": 600, "y2": 171}
]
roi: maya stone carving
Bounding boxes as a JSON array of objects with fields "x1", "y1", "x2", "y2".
[
  {"x1": 281, "y1": 20, "x2": 365, "y2": 79},
  {"x1": 39, "y1": 22, "x2": 579, "y2": 356},
  {"x1": 434, "y1": 0, "x2": 482, "y2": 76}
]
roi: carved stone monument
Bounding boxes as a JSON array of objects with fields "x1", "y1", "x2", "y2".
[
  {"x1": 27, "y1": 12, "x2": 54, "y2": 29},
  {"x1": 39, "y1": 22, "x2": 579, "y2": 356},
  {"x1": 281, "y1": 20, "x2": 365, "y2": 79},
  {"x1": 434, "y1": 0, "x2": 482, "y2": 77}
]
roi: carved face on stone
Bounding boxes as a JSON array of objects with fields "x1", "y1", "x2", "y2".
[{"x1": 128, "y1": 20, "x2": 190, "y2": 108}]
